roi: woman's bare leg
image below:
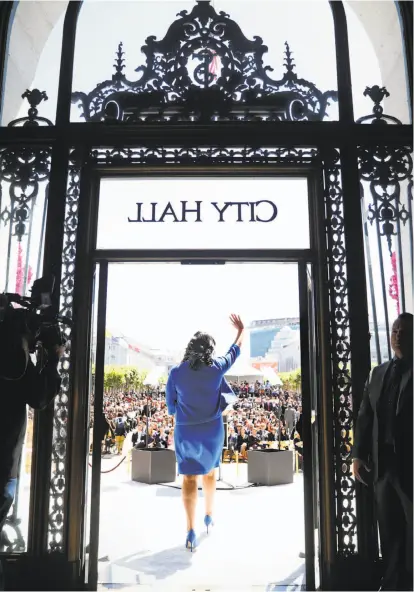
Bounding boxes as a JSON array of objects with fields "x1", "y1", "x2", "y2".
[
  {"x1": 182, "y1": 475, "x2": 198, "y2": 531},
  {"x1": 201, "y1": 469, "x2": 216, "y2": 518}
]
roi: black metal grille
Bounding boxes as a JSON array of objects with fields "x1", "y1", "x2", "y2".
[
  {"x1": 48, "y1": 158, "x2": 81, "y2": 551},
  {"x1": 359, "y1": 145, "x2": 413, "y2": 363},
  {"x1": 72, "y1": 1, "x2": 337, "y2": 124},
  {"x1": 322, "y1": 148, "x2": 355, "y2": 555}
]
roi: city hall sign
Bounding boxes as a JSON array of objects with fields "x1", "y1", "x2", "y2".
[{"x1": 128, "y1": 200, "x2": 278, "y2": 223}]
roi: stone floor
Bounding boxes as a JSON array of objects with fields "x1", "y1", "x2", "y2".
[{"x1": 91, "y1": 454, "x2": 311, "y2": 592}]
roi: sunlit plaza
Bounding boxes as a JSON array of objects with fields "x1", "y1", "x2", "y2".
[
  {"x1": 92, "y1": 445, "x2": 307, "y2": 592},
  {"x1": 11, "y1": 441, "x2": 308, "y2": 592}
]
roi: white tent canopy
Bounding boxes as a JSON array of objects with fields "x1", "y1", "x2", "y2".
[
  {"x1": 143, "y1": 366, "x2": 165, "y2": 386},
  {"x1": 260, "y1": 366, "x2": 283, "y2": 385},
  {"x1": 225, "y1": 359, "x2": 263, "y2": 383}
]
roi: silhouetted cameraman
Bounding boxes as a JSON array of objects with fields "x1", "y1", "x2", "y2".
[{"x1": 0, "y1": 280, "x2": 66, "y2": 573}]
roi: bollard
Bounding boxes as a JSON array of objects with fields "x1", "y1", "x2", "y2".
[{"x1": 236, "y1": 451, "x2": 239, "y2": 476}]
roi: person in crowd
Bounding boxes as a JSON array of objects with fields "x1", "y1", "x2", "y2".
[
  {"x1": 104, "y1": 426, "x2": 115, "y2": 454},
  {"x1": 113, "y1": 410, "x2": 127, "y2": 454},
  {"x1": 295, "y1": 406, "x2": 302, "y2": 437},
  {"x1": 267, "y1": 426, "x2": 276, "y2": 443},
  {"x1": 237, "y1": 426, "x2": 249, "y2": 460},
  {"x1": 279, "y1": 426, "x2": 289, "y2": 441},
  {"x1": 97, "y1": 354, "x2": 303, "y2": 470},
  {"x1": 165, "y1": 314, "x2": 244, "y2": 552},
  {"x1": 294, "y1": 431, "x2": 303, "y2": 471},
  {"x1": 157, "y1": 427, "x2": 169, "y2": 449},
  {"x1": 353, "y1": 313, "x2": 413, "y2": 592},
  {"x1": 227, "y1": 427, "x2": 238, "y2": 461},
  {"x1": 246, "y1": 427, "x2": 260, "y2": 450},
  {"x1": 284, "y1": 405, "x2": 296, "y2": 439}
]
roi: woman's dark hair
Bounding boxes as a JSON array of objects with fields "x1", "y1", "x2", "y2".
[{"x1": 183, "y1": 331, "x2": 216, "y2": 370}]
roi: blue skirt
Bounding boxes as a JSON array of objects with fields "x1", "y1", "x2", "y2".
[{"x1": 174, "y1": 417, "x2": 224, "y2": 475}]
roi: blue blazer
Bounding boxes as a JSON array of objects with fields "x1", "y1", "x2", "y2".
[{"x1": 166, "y1": 344, "x2": 240, "y2": 425}]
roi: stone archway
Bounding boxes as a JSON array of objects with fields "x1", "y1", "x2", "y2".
[
  {"x1": 1, "y1": 0, "x2": 67, "y2": 124},
  {"x1": 345, "y1": 0, "x2": 410, "y2": 120}
]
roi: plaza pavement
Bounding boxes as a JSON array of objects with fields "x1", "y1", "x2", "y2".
[{"x1": 93, "y1": 452, "x2": 309, "y2": 592}]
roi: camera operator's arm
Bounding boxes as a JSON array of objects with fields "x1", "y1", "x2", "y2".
[{"x1": 23, "y1": 344, "x2": 63, "y2": 410}]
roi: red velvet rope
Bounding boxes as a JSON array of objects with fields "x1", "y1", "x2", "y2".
[{"x1": 88, "y1": 455, "x2": 127, "y2": 473}]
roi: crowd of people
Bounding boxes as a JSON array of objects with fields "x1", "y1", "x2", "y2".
[
  {"x1": 225, "y1": 380, "x2": 303, "y2": 462},
  {"x1": 99, "y1": 379, "x2": 303, "y2": 464}
]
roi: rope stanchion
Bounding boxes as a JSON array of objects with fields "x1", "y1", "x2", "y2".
[{"x1": 88, "y1": 455, "x2": 126, "y2": 474}]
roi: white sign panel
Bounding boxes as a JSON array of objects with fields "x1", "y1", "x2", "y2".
[{"x1": 96, "y1": 177, "x2": 310, "y2": 250}]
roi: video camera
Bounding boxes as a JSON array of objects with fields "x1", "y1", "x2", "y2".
[{"x1": 0, "y1": 275, "x2": 72, "y2": 356}]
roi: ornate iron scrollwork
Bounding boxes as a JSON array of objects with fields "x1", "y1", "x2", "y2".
[
  {"x1": 90, "y1": 145, "x2": 318, "y2": 166},
  {"x1": 0, "y1": 517, "x2": 25, "y2": 553},
  {"x1": 358, "y1": 145, "x2": 412, "y2": 256},
  {"x1": 47, "y1": 141, "x2": 360, "y2": 557},
  {"x1": 72, "y1": 1, "x2": 337, "y2": 123},
  {"x1": 0, "y1": 147, "x2": 50, "y2": 241},
  {"x1": 356, "y1": 86, "x2": 402, "y2": 125},
  {"x1": 0, "y1": 462, "x2": 26, "y2": 553},
  {"x1": 0, "y1": 92, "x2": 52, "y2": 553},
  {"x1": 0, "y1": 91, "x2": 51, "y2": 292},
  {"x1": 48, "y1": 155, "x2": 81, "y2": 551},
  {"x1": 322, "y1": 148, "x2": 355, "y2": 555},
  {"x1": 8, "y1": 88, "x2": 52, "y2": 128},
  {"x1": 358, "y1": 143, "x2": 412, "y2": 361}
]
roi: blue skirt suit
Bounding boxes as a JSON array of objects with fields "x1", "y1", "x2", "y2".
[{"x1": 166, "y1": 344, "x2": 240, "y2": 475}]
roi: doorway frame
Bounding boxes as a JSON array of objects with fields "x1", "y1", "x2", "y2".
[
  {"x1": 64, "y1": 162, "x2": 335, "y2": 590},
  {"x1": 86, "y1": 256, "x2": 319, "y2": 590}
]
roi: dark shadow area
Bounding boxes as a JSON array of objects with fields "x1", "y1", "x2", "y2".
[
  {"x1": 265, "y1": 562, "x2": 305, "y2": 590},
  {"x1": 111, "y1": 540, "x2": 205, "y2": 581}
]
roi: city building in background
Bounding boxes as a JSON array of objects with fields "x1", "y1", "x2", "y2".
[
  {"x1": 249, "y1": 318, "x2": 301, "y2": 372},
  {"x1": 91, "y1": 329, "x2": 177, "y2": 375},
  {"x1": 99, "y1": 318, "x2": 393, "y2": 377}
]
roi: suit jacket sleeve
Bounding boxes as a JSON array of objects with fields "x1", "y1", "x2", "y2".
[
  {"x1": 352, "y1": 370, "x2": 374, "y2": 463},
  {"x1": 23, "y1": 352, "x2": 62, "y2": 410},
  {"x1": 214, "y1": 344, "x2": 241, "y2": 372}
]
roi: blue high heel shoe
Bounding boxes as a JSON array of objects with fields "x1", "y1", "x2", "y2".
[
  {"x1": 204, "y1": 515, "x2": 214, "y2": 534},
  {"x1": 185, "y1": 529, "x2": 197, "y2": 552}
]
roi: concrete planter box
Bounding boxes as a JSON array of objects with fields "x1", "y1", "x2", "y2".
[
  {"x1": 131, "y1": 448, "x2": 176, "y2": 484},
  {"x1": 247, "y1": 449, "x2": 294, "y2": 486}
]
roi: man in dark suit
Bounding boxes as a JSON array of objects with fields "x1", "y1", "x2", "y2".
[{"x1": 353, "y1": 312, "x2": 413, "y2": 591}]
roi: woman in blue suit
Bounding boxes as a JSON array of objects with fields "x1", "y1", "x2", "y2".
[{"x1": 166, "y1": 314, "x2": 244, "y2": 551}]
